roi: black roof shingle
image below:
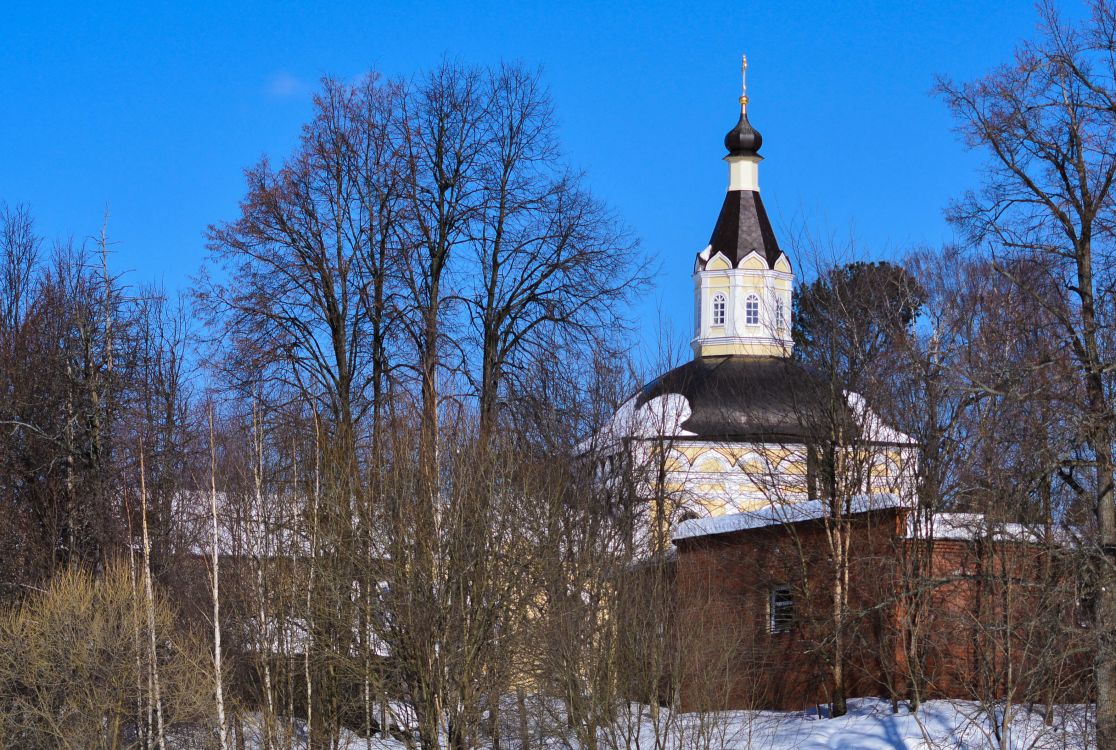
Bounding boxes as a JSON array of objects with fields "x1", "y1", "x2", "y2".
[
  {"x1": 703, "y1": 189, "x2": 784, "y2": 271},
  {"x1": 636, "y1": 355, "x2": 830, "y2": 442}
]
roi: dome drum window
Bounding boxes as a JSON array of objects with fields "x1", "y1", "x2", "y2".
[
  {"x1": 712, "y1": 294, "x2": 727, "y2": 326},
  {"x1": 745, "y1": 294, "x2": 761, "y2": 326}
]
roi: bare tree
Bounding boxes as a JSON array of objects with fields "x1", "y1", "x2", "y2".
[
  {"x1": 464, "y1": 64, "x2": 643, "y2": 440},
  {"x1": 201, "y1": 72, "x2": 411, "y2": 745},
  {"x1": 775, "y1": 254, "x2": 925, "y2": 717},
  {"x1": 0, "y1": 203, "x2": 40, "y2": 332},
  {"x1": 0, "y1": 224, "x2": 132, "y2": 585},
  {"x1": 937, "y1": 3, "x2": 1116, "y2": 742}
]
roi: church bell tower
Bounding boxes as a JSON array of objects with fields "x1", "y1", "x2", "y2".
[{"x1": 692, "y1": 56, "x2": 794, "y2": 359}]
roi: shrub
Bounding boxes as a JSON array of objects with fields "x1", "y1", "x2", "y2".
[{"x1": 0, "y1": 560, "x2": 215, "y2": 749}]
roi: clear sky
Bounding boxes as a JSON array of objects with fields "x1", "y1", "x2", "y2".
[{"x1": 1, "y1": 1, "x2": 1077, "y2": 356}]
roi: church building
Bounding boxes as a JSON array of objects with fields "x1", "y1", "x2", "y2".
[
  {"x1": 596, "y1": 59, "x2": 1086, "y2": 713},
  {"x1": 594, "y1": 57, "x2": 912, "y2": 532}
]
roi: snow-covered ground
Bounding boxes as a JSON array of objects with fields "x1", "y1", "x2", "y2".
[
  {"x1": 225, "y1": 698, "x2": 1091, "y2": 750},
  {"x1": 641, "y1": 699, "x2": 1091, "y2": 749}
]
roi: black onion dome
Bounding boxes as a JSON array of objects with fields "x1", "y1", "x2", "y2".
[{"x1": 724, "y1": 110, "x2": 763, "y2": 156}]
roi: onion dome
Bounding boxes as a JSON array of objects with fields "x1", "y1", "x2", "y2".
[{"x1": 725, "y1": 111, "x2": 763, "y2": 156}]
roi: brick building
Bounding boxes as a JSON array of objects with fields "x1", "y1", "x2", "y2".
[
  {"x1": 670, "y1": 499, "x2": 1088, "y2": 711},
  {"x1": 593, "y1": 61, "x2": 1089, "y2": 713}
]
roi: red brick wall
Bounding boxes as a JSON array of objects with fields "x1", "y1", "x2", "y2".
[
  {"x1": 672, "y1": 510, "x2": 1089, "y2": 711},
  {"x1": 902, "y1": 536, "x2": 1090, "y2": 705},
  {"x1": 674, "y1": 509, "x2": 905, "y2": 710}
]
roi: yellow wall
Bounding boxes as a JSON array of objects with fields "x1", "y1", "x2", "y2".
[
  {"x1": 649, "y1": 439, "x2": 914, "y2": 521},
  {"x1": 700, "y1": 341, "x2": 790, "y2": 357}
]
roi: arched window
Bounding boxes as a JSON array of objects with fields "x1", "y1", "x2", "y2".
[
  {"x1": 745, "y1": 294, "x2": 760, "y2": 326},
  {"x1": 677, "y1": 509, "x2": 700, "y2": 524},
  {"x1": 712, "y1": 293, "x2": 726, "y2": 326},
  {"x1": 775, "y1": 297, "x2": 787, "y2": 331}
]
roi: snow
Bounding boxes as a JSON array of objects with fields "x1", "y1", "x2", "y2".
[
  {"x1": 215, "y1": 699, "x2": 1090, "y2": 749},
  {"x1": 907, "y1": 512, "x2": 1050, "y2": 543},
  {"x1": 614, "y1": 698, "x2": 1091, "y2": 749},
  {"x1": 580, "y1": 392, "x2": 695, "y2": 455},
  {"x1": 172, "y1": 489, "x2": 312, "y2": 558},
  {"x1": 846, "y1": 391, "x2": 917, "y2": 446},
  {"x1": 673, "y1": 494, "x2": 906, "y2": 541},
  {"x1": 584, "y1": 388, "x2": 913, "y2": 457},
  {"x1": 672, "y1": 498, "x2": 1059, "y2": 549}
]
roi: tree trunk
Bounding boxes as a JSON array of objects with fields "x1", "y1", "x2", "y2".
[
  {"x1": 139, "y1": 451, "x2": 166, "y2": 750},
  {"x1": 516, "y1": 686, "x2": 530, "y2": 750},
  {"x1": 209, "y1": 410, "x2": 230, "y2": 750}
]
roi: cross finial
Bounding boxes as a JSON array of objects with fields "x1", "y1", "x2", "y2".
[{"x1": 740, "y1": 54, "x2": 749, "y2": 113}]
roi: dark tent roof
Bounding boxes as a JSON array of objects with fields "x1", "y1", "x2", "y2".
[
  {"x1": 635, "y1": 356, "x2": 832, "y2": 442},
  {"x1": 702, "y1": 190, "x2": 785, "y2": 271}
]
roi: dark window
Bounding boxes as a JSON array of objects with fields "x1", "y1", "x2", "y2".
[
  {"x1": 769, "y1": 585, "x2": 794, "y2": 634},
  {"x1": 1076, "y1": 582, "x2": 1095, "y2": 630},
  {"x1": 806, "y1": 444, "x2": 836, "y2": 500}
]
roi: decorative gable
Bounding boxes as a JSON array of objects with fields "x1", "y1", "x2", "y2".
[
  {"x1": 739, "y1": 252, "x2": 768, "y2": 271},
  {"x1": 706, "y1": 253, "x2": 732, "y2": 271}
]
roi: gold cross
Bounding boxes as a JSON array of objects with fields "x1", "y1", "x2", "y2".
[{"x1": 740, "y1": 54, "x2": 749, "y2": 112}]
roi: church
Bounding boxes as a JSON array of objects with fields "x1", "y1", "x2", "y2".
[
  {"x1": 594, "y1": 59, "x2": 914, "y2": 538},
  {"x1": 594, "y1": 59, "x2": 1087, "y2": 713}
]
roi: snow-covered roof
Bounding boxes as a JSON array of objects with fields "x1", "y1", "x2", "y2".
[
  {"x1": 579, "y1": 391, "x2": 694, "y2": 454},
  {"x1": 673, "y1": 493, "x2": 906, "y2": 541},
  {"x1": 673, "y1": 500, "x2": 1058, "y2": 546},
  {"x1": 173, "y1": 489, "x2": 312, "y2": 558},
  {"x1": 906, "y1": 512, "x2": 1050, "y2": 543},
  {"x1": 845, "y1": 391, "x2": 915, "y2": 445}
]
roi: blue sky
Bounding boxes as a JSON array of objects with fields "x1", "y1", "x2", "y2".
[{"x1": 1, "y1": 1, "x2": 1074, "y2": 355}]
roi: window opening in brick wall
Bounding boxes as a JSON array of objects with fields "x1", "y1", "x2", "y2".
[{"x1": 769, "y1": 585, "x2": 794, "y2": 634}]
